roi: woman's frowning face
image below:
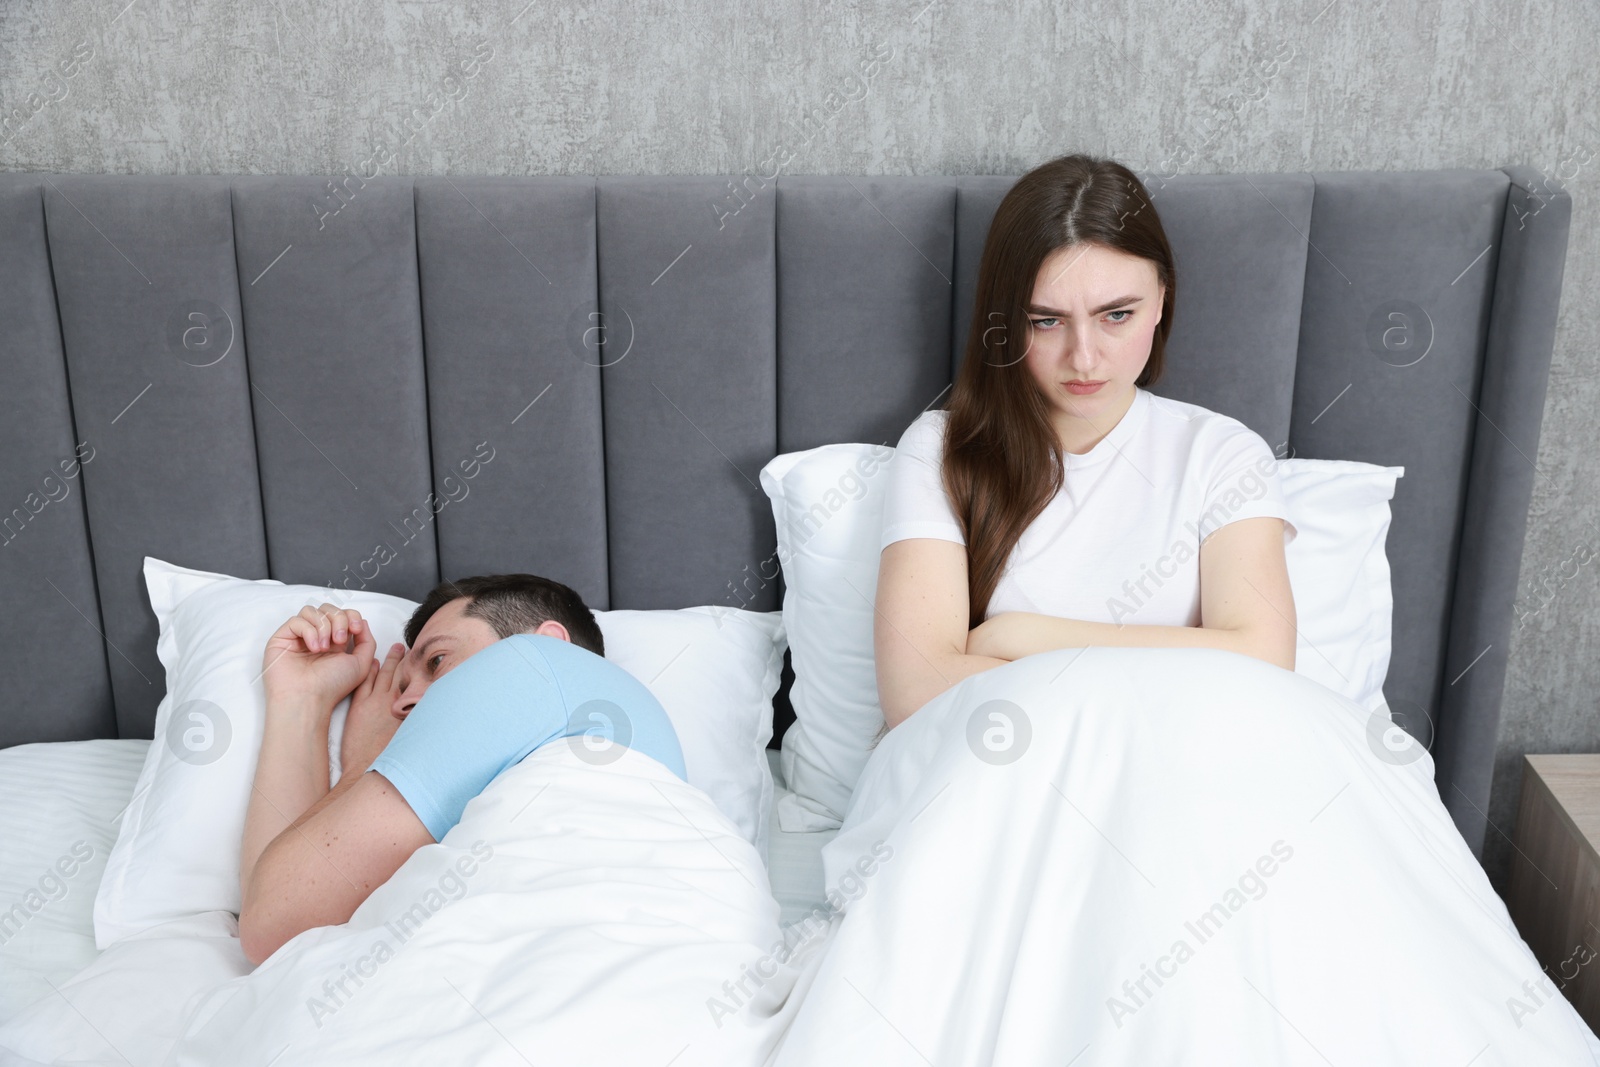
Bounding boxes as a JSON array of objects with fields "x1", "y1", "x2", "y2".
[{"x1": 1020, "y1": 242, "x2": 1165, "y2": 442}]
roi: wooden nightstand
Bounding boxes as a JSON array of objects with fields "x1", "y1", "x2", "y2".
[{"x1": 1509, "y1": 755, "x2": 1600, "y2": 1032}]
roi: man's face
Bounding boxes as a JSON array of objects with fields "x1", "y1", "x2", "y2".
[{"x1": 392, "y1": 598, "x2": 570, "y2": 718}]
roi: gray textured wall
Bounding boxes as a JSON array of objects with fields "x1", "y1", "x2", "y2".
[{"x1": 1, "y1": 0, "x2": 1594, "y2": 893}]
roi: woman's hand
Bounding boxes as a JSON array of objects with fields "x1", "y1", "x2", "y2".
[
  {"x1": 966, "y1": 613, "x2": 1019, "y2": 661},
  {"x1": 968, "y1": 612, "x2": 1091, "y2": 662},
  {"x1": 340, "y1": 641, "x2": 407, "y2": 778}
]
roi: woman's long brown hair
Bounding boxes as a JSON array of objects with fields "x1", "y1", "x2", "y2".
[{"x1": 944, "y1": 154, "x2": 1177, "y2": 628}]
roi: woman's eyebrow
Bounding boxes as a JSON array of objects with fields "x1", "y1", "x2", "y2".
[{"x1": 1027, "y1": 295, "x2": 1144, "y2": 316}]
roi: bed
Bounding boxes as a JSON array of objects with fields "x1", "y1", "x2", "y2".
[{"x1": 0, "y1": 166, "x2": 1574, "y2": 1061}]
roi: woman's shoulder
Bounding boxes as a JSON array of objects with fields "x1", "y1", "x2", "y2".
[
  {"x1": 1145, "y1": 389, "x2": 1239, "y2": 429},
  {"x1": 893, "y1": 408, "x2": 950, "y2": 457},
  {"x1": 1143, "y1": 390, "x2": 1273, "y2": 453}
]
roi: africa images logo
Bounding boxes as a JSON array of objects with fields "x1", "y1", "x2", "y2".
[{"x1": 165, "y1": 699, "x2": 232, "y2": 766}]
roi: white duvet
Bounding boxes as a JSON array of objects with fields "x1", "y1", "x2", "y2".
[
  {"x1": 0, "y1": 743, "x2": 795, "y2": 1067},
  {"x1": 770, "y1": 646, "x2": 1600, "y2": 1066},
  {"x1": 6, "y1": 647, "x2": 1598, "y2": 1067}
]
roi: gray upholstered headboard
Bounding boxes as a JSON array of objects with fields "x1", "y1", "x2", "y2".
[{"x1": 0, "y1": 167, "x2": 1570, "y2": 859}]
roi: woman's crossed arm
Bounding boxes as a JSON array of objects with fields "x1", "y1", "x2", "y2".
[{"x1": 874, "y1": 516, "x2": 1296, "y2": 730}]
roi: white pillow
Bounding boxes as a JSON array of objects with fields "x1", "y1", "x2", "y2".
[
  {"x1": 594, "y1": 606, "x2": 782, "y2": 857},
  {"x1": 1275, "y1": 459, "x2": 1403, "y2": 714},
  {"x1": 761, "y1": 445, "x2": 897, "y2": 833},
  {"x1": 760, "y1": 445, "x2": 1403, "y2": 832},
  {"x1": 94, "y1": 559, "x2": 418, "y2": 949},
  {"x1": 95, "y1": 557, "x2": 783, "y2": 948}
]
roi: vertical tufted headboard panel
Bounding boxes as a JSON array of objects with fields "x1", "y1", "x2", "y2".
[{"x1": 0, "y1": 167, "x2": 1570, "y2": 857}]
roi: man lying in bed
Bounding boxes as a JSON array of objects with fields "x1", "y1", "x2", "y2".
[{"x1": 235, "y1": 574, "x2": 687, "y2": 966}]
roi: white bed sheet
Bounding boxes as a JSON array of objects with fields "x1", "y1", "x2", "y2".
[
  {"x1": 0, "y1": 741, "x2": 834, "y2": 1050},
  {"x1": 1, "y1": 740, "x2": 798, "y2": 1065},
  {"x1": 8, "y1": 715, "x2": 1596, "y2": 1065},
  {"x1": 0, "y1": 739, "x2": 147, "y2": 1028},
  {"x1": 764, "y1": 748, "x2": 837, "y2": 929}
]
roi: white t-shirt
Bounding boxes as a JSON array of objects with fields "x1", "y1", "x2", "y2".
[{"x1": 880, "y1": 386, "x2": 1298, "y2": 627}]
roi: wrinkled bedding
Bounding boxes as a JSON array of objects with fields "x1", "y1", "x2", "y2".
[
  {"x1": 6, "y1": 650, "x2": 1598, "y2": 1066},
  {"x1": 1, "y1": 743, "x2": 794, "y2": 1066},
  {"x1": 771, "y1": 647, "x2": 1600, "y2": 1066}
]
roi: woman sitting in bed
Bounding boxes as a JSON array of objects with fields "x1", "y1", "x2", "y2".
[
  {"x1": 873, "y1": 154, "x2": 1297, "y2": 730},
  {"x1": 767, "y1": 154, "x2": 1600, "y2": 1065}
]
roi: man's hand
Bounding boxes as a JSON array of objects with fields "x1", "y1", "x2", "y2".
[
  {"x1": 242, "y1": 603, "x2": 377, "y2": 901},
  {"x1": 261, "y1": 602, "x2": 376, "y2": 709},
  {"x1": 341, "y1": 641, "x2": 407, "y2": 779}
]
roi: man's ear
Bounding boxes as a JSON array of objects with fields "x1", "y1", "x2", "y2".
[{"x1": 532, "y1": 619, "x2": 572, "y2": 643}]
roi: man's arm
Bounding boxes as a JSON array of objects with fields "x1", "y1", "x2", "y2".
[
  {"x1": 241, "y1": 604, "x2": 376, "y2": 894},
  {"x1": 239, "y1": 692, "x2": 334, "y2": 895},
  {"x1": 240, "y1": 620, "x2": 420, "y2": 966},
  {"x1": 238, "y1": 769, "x2": 430, "y2": 966}
]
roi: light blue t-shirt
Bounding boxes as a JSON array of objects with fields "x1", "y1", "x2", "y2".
[{"x1": 369, "y1": 633, "x2": 687, "y2": 841}]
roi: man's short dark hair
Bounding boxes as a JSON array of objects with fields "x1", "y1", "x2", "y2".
[{"x1": 404, "y1": 574, "x2": 604, "y2": 657}]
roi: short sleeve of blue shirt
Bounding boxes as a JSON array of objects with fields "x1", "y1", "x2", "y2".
[{"x1": 368, "y1": 633, "x2": 688, "y2": 841}]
